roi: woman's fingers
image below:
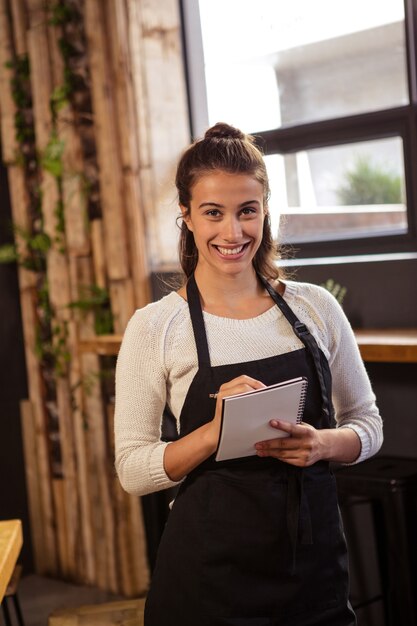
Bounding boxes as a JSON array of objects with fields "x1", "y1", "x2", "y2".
[
  {"x1": 255, "y1": 421, "x2": 323, "y2": 466},
  {"x1": 218, "y1": 374, "x2": 266, "y2": 395},
  {"x1": 210, "y1": 375, "x2": 266, "y2": 443}
]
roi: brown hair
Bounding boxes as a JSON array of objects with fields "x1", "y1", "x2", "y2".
[{"x1": 176, "y1": 122, "x2": 283, "y2": 280}]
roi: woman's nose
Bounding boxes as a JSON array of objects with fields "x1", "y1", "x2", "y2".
[{"x1": 221, "y1": 216, "x2": 242, "y2": 241}]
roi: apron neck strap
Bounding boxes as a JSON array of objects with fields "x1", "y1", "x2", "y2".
[
  {"x1": 186, "y1": 274, "x2": 211, "y2": 367},
  {"x1": 259, "y1": 276, "x2": 331, "y2": 419}
]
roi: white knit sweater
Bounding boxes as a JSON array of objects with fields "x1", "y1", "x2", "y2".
[{"x1": 114, "y1": 280, "x2": 383, "y2": 496}]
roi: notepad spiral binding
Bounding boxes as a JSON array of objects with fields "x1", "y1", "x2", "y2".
[{"x1": 296, "y1": 379, "x2": 309, "y2": 423}]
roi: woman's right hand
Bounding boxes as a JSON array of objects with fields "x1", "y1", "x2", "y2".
[
  {"x1": 164, "y1": 375, "x2": 266, "y2": 482},
  {"x1": 208, "y1": 375, "x2": 266, "y2": 449}
]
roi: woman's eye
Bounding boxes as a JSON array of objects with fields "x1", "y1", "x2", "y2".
[
  {"x1": 241, "y1": 207, "x2": 257, "y2": 215},
  {"x1": 206, "y1": 209, "x2": 221, "y2": 217}
]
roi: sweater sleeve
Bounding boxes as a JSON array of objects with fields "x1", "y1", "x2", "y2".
[
  {"x1": 319, "y1": 288, "x2": 383, "y2": 463},
  {"x1": 114, "y1": 306, "x2": 181, "y2": 496}
]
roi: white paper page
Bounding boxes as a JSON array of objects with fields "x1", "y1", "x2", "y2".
[{"x1": 215, "y1": 377, "x2": 307, "y2": 462}]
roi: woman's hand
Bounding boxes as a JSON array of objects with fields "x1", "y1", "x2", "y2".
[
  {"x1": 208, "y1": 375, "x2": 266, "y2": 449},
  {"x1": 164, "y1": 375, "x2": 266, "y2": 482},
  {"x1": 255, "y1": 420, "x2": 362, "y2": 466},
  {"x1": 255, "y1": 420, "x2": 325, "y2": 466}
]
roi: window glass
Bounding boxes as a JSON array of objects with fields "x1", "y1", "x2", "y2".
[
  {"x1": 199, "y1": 0, "x2": 407, "y2": 132},
  {"x1": 264, "y1": 137, "x2": 407, "y2": 243}
]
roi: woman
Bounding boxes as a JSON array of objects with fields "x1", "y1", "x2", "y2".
[{"x1": 115, "y1": 123, "x2": 383, "y2": 625}]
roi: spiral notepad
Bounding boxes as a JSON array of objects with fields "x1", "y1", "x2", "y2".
[{"x1": 215, "y1": 376, "x2": 308, "y2": 462}]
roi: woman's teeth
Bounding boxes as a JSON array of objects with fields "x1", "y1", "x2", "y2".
[{"x1": 216, "y1": 244, "x2": 245, "y2": 255}]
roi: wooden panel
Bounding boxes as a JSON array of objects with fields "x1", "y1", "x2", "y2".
[{"x1": 0, "y1": 520, "x2": 23, "y2": 602}]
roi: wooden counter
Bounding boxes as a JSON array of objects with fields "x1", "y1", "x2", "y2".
[
  {"x1": 78, "y1": 329, "x2": 417, "y2": 363},
  {"x1": 354, "y1": 329, "x2": 417, "y2": 363},
  {"x1": 0, "y1": 519, "x2": 23, "y2": 602}
]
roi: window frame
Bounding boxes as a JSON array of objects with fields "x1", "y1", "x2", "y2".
[{"x1": 180, "y1": 0, "x2": 417, "y2": 259}]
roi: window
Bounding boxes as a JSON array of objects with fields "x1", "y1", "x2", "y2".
[{"x1": 181, "y1": 0, "x2": 417, "y2": 257}]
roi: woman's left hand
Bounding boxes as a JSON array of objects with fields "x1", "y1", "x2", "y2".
[{"x1": 255, "y1": 420, "x2": 326, "y2": 467}]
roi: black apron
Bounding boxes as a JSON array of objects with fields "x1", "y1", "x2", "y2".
[{"x1": 145, "y1": 275, "x2": 356, "y2": 626}]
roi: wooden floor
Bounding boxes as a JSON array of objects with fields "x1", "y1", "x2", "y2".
[{"x1": 0, "y1": 574, "x2": 125, "y2": 626}]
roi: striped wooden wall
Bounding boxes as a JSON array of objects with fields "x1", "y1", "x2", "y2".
[{"x1": 0, "y1": 0, "x2": 189, "y2": 595}]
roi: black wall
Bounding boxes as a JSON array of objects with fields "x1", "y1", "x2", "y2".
[{"x1": 0, "y1": 160, "x2": 33, "y2": 571}]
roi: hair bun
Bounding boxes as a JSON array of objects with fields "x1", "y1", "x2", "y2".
[{"x1": 204, "y1": 122, "x2": 245, "y2": 141}]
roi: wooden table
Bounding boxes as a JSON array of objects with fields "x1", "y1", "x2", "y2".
[
  {"x1": 78, "y1": 329, "x2": 417, "y2": 363},
  {"x1": 0, "y1": 519, "x2": 23, "y2": 602}
]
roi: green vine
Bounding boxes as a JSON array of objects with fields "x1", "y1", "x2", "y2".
[{"x1": 68, "y1": 285, "x2": 114, "y2": 335}]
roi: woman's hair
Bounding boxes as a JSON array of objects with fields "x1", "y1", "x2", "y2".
[{"x1": 176, "y1": 122, "x2": 284, "y2": 281}]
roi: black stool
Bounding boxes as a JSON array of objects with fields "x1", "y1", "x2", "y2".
[{"x1": 335, "y1": 456, "x2": 417, "y2": 626}]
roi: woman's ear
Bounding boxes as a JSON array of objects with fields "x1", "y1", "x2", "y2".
[{"x1": 180, "y1": 205, "x2": 193, "y2": 231}]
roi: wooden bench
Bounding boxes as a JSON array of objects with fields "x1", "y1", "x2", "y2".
[{"x1": 48, "y1": 597, "x2": 146, "y2": 626}]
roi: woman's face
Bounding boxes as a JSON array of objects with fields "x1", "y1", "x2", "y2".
[{"x1": 182, "y1": 171, "x2": 266, "y2": 279}]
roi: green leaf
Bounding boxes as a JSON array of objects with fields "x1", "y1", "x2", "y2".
[
  {"x1": 0, "y1": 243, "x2": 18, "y2": 264},
  {"x1": 50, "y1": 84, "x2": 70, "y2": 113},
  {"x1": 29, "y1": 232, "x2": 52, "y2": 252},
  {"x1": 41, "y1": 133, "x2": 65, "y2": 177}
]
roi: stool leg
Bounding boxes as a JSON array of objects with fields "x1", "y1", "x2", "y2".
[
  {"x1": 371, "y1": 500, "x2": 390, "y2": 625},
  {"x1": 340, "y1": 497, "x2": 385, "y2": 626},
  {"x1": 12, "y1": 593, "x2": 25, "y2": 626},
  {"x1": 2, "y1": 599, "x2": 13, "y2": 626},
  {"x1": 381, "y1": 492, "x2": 417, "y2": 626}
]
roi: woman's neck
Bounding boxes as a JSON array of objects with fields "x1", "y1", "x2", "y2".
[{"x1": 192, "y1": 266, "x2": 276, "y2": 319}]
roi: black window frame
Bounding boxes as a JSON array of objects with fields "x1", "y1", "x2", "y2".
[{"x1": 180, "y1": 0, "x2": 417, "y2": 259}]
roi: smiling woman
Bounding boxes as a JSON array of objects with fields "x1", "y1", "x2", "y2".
[
  {"x1": 114, "y1": 122, "x2": 382, "y2": 626},
  {"x1": 181, "y1": 171, "x2": 265, "y2": 278}
]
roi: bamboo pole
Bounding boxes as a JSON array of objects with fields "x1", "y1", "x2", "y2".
[
  {"x1": 106, "y1": 0, "x2": 151, "y2": 310},
  {"x1": 109, "y1": 278, "x2": 136, "y2": 334},
  {"x1": 20, "y1": 400, "x2": 46, "y2": 572},
  {"x1": 82, "y1": 352, "x2": 118, "y2": 592},
  {"x1": 107, "y1": 403, "x2": 149, "y2": 596},
  {"x1": 83, "y1": 0, "x2": 130, "y2": 283},
  {"x1": 126, "y1": 0, "x2": 160, "y2": 267},
  {"x1": 67, "y1": 319, "x2": 96, "y2": 584},
  {"x1": 52, "y1": 478, "x2": 70, "y2": 576},
  {"x1": 90, "y1": 219, "x2": 106, "y2": 290},
  {"x1": 20, "y1": 287, "x2": 58, "y2": 573},
  {"x1": 48, "y1": 19, "x2": 91, "y2": 258},
  {"x1": 26, "y1": 0, "x2": 80, "y2": 577},
  {"x1": 9, "y1": 0, "x2": 27, "y2": 56}
]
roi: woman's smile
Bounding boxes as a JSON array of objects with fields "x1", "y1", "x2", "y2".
[{"x1": 212, "y1": 241, "x2": 251, "y2": 258}]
